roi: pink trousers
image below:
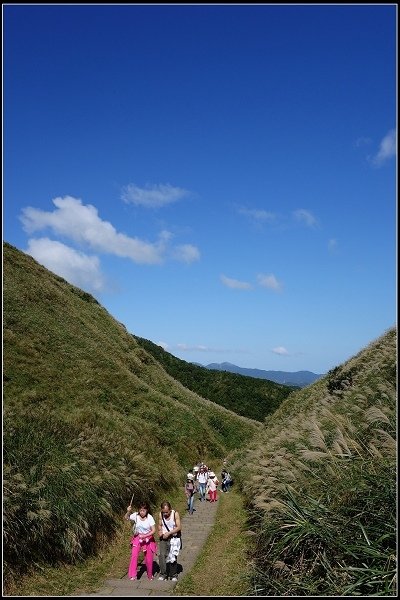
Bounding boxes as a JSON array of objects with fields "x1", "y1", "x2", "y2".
[
  {"x1": 128, "y1": 536, "x2": 157, "y2": 580},
  {"x1": 209, "y1": 489, "x2": 217, "y2": 502}
]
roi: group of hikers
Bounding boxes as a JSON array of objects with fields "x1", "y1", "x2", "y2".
[
  {"x1": 124, "y1": 460, "x2": 233, "y2": 582},
  {"x1": 184, "y1": 461, "x2": 233, "y2": 514}
]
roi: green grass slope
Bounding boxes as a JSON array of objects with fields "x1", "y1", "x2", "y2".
[
  {"x1": 235, "y1": 326, "x2": 396, "y2": 596},
  {"x1": 3, "y1": 242, "x2": 260, "y2": 589},
  {"x1": 134, "y1": 335, "x2": 296, "y2": 422}
]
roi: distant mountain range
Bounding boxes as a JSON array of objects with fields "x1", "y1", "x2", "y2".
[{"x1": 203, "y1": 362, "x2": 324, "y2": 388}]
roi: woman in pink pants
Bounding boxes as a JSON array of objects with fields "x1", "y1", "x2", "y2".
[{"x1": 125, "y1": 501, "x2": 157, "y2": 580}]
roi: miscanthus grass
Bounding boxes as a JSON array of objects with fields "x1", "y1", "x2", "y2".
[{"x1": 234, "y1": 327, "x2": 396, "y2": 596}]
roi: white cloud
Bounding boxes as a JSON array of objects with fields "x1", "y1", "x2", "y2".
[
  {"x1": 25, "y1": 237, "x2": 107, "y2": 293},
  {"x1": 293, "y1": 209, "x2": 318, "y2": 228},
  {"x1": 121, "y1": 183, "x2": 190, "y2": 207},
  {"x1": 20, "y1": 196, "x2": 200, "y2": 265},
  {"x1": 272, "y1": 346, "x2": 289, "y2": 356},
  {"x1": 220, "y1": 274, "x2": 252, "y2": 289},
  {"x1": 368, "y1": 129, "x2": 396, "y2": 167},
  {"x1": 257, "y1": 273, "x2": 283, "y2": 292}
]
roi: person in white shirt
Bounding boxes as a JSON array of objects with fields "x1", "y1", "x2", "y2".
[{"x1": 196, "y1": 465, "x2": 209, "y2": 502}]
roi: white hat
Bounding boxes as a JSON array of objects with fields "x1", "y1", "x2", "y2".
[
  {"x1": 187, "y1": 473, "x2": 194, "y2": 480},
  {"x1": 193, "y1": 466, "x2": 199, "y2": 472},
  {"x1": 209, "y1": 472, "x2": 215, "y2": 477}
]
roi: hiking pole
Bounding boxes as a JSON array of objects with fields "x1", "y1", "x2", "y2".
[{"x1": 129, "y1": 492, "x2": 134, "y2": 507}]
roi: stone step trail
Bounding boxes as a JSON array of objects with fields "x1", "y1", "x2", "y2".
[{"x1": 72, "y1": 496, "x2": 219, "y2": 597}]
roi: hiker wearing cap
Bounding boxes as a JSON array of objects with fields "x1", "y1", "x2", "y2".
[
  {"x1": 184, "y1": 473, "x2": 196, "y2": 515},
  {"x1": 196, "y1": 465, "x2": 208, "y2": 502},
  {"x1": 206, "y1": 471, "x2": 219, "y2": 502}
]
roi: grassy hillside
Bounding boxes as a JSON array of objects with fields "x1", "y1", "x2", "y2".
[
  {"x1": 134, "y1": 335, "x2": 296, "y2": 422},
  {"x1": 234, "y1": 326, "x2": 396, "y2": 596},
  {"x1": 3, "y1": 242, "x2": 261, "y2": 590}
]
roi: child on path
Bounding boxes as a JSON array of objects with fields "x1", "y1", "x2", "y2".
[{"x1": 125, "y1": 501, "x2": 157, "y2": 581}]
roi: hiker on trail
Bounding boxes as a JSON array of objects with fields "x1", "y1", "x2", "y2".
[
  {"x1": 196, "y1": 464, "x2": 208, "y2": 502},
  {"x1": 125, "y1": 501, "x2": 157, "y2": 581},
  {"x1": 206, "y1": 471, "x2": 219, "y2": 502},
  {"x1": 157, "y1": 501, "x2": 182, "y2": 582},
  {"x1": 221, "y1": 469, "x2": 232, "y2": 492},
  {"x1": 221, "y1": 467, "x2": 227, "y2": 481},
  {"x1": 185, "y1": 473, "x2": 196, "y2": 514}
]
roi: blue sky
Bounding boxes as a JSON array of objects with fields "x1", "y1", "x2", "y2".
[{"x1": 3, "y1": 4, "x2": 397, "y2": 374}]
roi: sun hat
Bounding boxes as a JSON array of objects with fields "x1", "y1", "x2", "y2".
[
  {"x1": 187, "y1": 473, "x2": 194, "y2": 480},
  {"x1": 209, "y1": 472, "x2": 215, "y2": 477},
  {"x1": 193, "y1": 466, "x2": 199, "y2": 472}
]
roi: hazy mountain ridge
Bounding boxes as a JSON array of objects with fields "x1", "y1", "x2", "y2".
[
  {"x1": 134, "y1": 337, "x2": 296, "y2": 422},
  {"x1": 204, "y1": 361, "x2": 323, "y2": 387}
]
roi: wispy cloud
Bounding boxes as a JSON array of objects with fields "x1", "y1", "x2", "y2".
[
  {"x1": 238, "y1": 206, "x2": 276, "y2": 224},
  {"x1": 293, "y1": 209, "x2": 319, "y2": 228},
  {"x1": 272, "y1": 346, "x2": 289, "y2": 356},
  {"x1": 328, "y1": 238, "x2": 338, "y2": 253},
  {"x1": 170, "y1": 244, "x2": 201, "y2": 263},
  {"x1": 368, "y1": 129, "x2": 396, "y2": 167},
  {"x1": 219, "y1": 272, "x2": 283, "y2": 291},
  {"x1": 177, "y1": 343, "x2": 210, "y2": 351},
  {"x1": 157, "y1": 341, "x2": 170, "y2": 351},
  {"x1": 121, "y1": 183, "x2": 190, "y2": 208},
  {"x1": 25, "y1": 237, "x2": 107, "y2": 293},
  {"x1": 257, "y1": 273, "x2": 283, "y2": 292},
  {"x1": 220, "y1": 274, "x2": 253, "y2": 289},
  {"x1": 175, "y1": 343, "x2": 251, "y2": 355},
  {"x1": 354, "y1": 136, "x2": 372, "y2": 148},
  {"x1": 20, "y1": 196, "x2": 200, "y2": 265}
]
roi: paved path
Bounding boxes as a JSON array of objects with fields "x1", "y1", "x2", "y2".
[{"x1": 75, "y1": 497, "x2": 218, "y2": 597}]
